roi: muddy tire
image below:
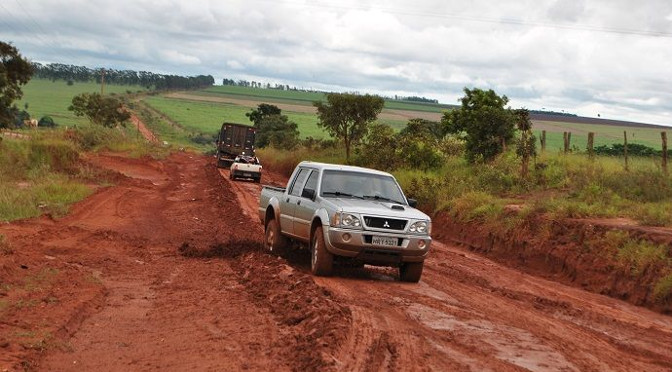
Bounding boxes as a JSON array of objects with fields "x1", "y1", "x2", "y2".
[
  {"x1": 216, "y1": 155, "x2": 227, "y2": 168},
  {"x1": 265, "y1": 219, "x2": 288, "y2": 254},
  {"x1": 399, "y1": 261, "x2": 423, "y2": 283},
  {"x1": 311, "y1": 226, "x2": 333, "y2": 276}
]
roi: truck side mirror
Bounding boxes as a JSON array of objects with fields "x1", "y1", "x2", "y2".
[
  {"x1": 302, "y1": 188, "x2": 316, "y2": 201},
  {"x1": 407, "y1": 198, "x2": 418, "y2": 208}
]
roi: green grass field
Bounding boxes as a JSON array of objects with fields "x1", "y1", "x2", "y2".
[
  {"x1": 142, "y1": 95, "x2": 328, "y2": 139},
  {"x1": 534, "y1": 121, "x2": 667, "y2": 151},
  {"x1": 17, "y1": 79, "x2": 146, "y2": 127}
]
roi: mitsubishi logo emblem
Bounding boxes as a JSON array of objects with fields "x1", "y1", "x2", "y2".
[{"x1": 383, "y1": 221, "x2": 390, "y2": 228}]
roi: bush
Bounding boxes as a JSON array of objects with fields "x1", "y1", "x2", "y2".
[
  {"x1": 189, "y1": 132, "x2": 217, "y2": 145},
  {"x1": 38, "y1": 116, "x2": 56, "y2": 128}
]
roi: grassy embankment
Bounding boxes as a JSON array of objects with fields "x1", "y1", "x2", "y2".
[{"x1": 1, "y1": 79, "x2": 164, "y2": 223}]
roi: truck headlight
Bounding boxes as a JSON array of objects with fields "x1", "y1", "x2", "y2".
[
  {"x1": 409, "y1": 221, "x2": 429, "y2": 234},
  {"x1": 331, "y1": 212, "x2": 362, "y2": 229}
]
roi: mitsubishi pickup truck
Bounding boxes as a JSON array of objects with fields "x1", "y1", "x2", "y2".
[{"x1": 258, "y1": 161, "x2": 432, "y2": 282}]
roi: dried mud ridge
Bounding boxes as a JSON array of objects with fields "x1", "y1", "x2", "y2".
[
  {"x1": 434, "y1": 215, "x2": 672, "y2": 313},
  {"x1": 179, "y1": 240, "x2": 352, "y2": 371},
  {"x1": 2, "y1": 151, "x2": 672, "y2": 371}
]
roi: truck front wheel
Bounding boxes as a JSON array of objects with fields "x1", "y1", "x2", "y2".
[
  {"x1": 399, "y1": 261, "x2": 423, "y2": 282},
  {"x1": 311, "y1": 226, "x2": 333, "y2": 276},
  {"x1": 265, "y1": 219, "x2": 288, "y2": 254}
]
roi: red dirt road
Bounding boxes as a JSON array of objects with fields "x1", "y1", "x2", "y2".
[{"x1": 1, "y1": 152, "x2": 672, "y2": 371}]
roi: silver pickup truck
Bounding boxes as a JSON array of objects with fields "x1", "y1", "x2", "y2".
[{"x1": 258, "y1": 161, "x2": 432, "y2": 282}]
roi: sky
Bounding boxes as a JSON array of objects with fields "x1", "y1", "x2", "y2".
[{"x1": 1, "y1": 0, "x2": 672, "y2": 126}]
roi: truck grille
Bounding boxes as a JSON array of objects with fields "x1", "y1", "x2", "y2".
[{"x1": 363, "y1": 217, "x2": 407, "y2": 230}]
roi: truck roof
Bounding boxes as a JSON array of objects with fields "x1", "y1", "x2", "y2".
[{"x1": 296, "y1": 161, "x2": 394, "y2": 178}]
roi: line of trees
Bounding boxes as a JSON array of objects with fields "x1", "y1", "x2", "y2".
[{"x1": 32, "y1": 62, "x2": 214, "y2": 90}]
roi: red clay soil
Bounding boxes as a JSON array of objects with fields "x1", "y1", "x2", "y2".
[
  {"x1": 1, "y1": 151, "x2": 671, "y2": 371},
  {"x1": 432, "y1": 214, "x2": 672, "y2": 313}
]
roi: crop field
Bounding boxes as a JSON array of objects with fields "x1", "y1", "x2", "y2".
[
  {"x1": 203, "y1": 85, "x2": 455, "y2": 112},
  {"x1": 17, "y1": 79, "x2": 146, "y2": 127}
]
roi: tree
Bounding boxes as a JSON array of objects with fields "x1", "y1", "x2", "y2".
[
  {"x1": 399, "y1": 118, "x2": 443, "y2": 141},
  {"x1": 358, "y1": 122, "x2": 398, "y2": 170},
  {"x1": 442, "y1": 88, "x2": 515, "y2": 163},
  {"x1": 515, "y1": 109, "x2": 536, "y2": 178},
  {"x1": 0, "y1": 42, "x2": 33, "y2": 128},
  {"x1": 68, "y1": 93, "x2": 130, "y2": 128},
  {"x1": 314, "y1": 93, "x2": 384, "y2": 163},
  {"x1": 245, "y1": 103, "x2": 281, "y2": 128},
  {"x1": 255, "y1": 114, "x2": 300, "y2": 150}
]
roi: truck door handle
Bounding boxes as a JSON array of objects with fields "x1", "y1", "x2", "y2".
[{"x1": 297, "y1": 200, "x2": 301, "y2": 205}]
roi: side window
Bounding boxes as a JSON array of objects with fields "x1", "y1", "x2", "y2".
[
  {"x1": 302, "y1": 170, "x2": 318, "y2": 195},
  {"x1": 289, "y1": 168, "x2": 310, "y2": 196}
]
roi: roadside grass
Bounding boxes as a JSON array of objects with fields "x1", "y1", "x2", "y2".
[
  {"x1": 0, "y1": 124, "x2": 167, "y2": 222},
  {"x1": 256, "y1": 146, "x2": 347, "y2": 178},
  {"x1": 654, "y1": 273, "x2": 672, "y2": 302}
]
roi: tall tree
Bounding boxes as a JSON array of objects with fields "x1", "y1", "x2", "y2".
[
  {"x1": 69, "y1": 93, "x2": 130, "y2": 128},
  {"x1": 0, "y1": 42, "x2": 33, "y2": 128},
  {"x1": 313, "y1": 93, "x2": 384, "y2": 163},
  {"x1": 442, "y1": 88, "x2": 515, "y2": 163},
  {"x1": 246, "y1": 103, "x2": 281, "y2": 128}
]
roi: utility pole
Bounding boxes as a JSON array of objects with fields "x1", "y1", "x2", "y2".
[{"x1": 101, "y1": 68, "x2": 105, "y2": 96}]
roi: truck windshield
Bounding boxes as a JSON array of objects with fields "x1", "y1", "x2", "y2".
[{"x1": 320, "y1": 170, "x2": 406, "y2": 205}]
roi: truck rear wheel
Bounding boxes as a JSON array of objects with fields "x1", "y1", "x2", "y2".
[
  {"x1": 311, "y1": 226, "x2": 333, "y2": 276},
  {"x1": 399, "y1": 261, "x2": 423, "y2": 283},
  {"x1": 265, "y1": 219, "x2": 288, "y2": 254}
]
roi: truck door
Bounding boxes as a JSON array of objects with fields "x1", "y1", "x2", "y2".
[
  {"x1": 293, "y1": 169, "x2": 319, "y2": 240},
  {"x1": 279, "y1": 167, "x2": 310, "y2": 237}
]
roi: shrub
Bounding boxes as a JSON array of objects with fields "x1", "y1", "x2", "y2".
[
  {"x1": 617, "y1": 239, "x2": 668, "y2": 274},
  {"x1": 653, "y1": 273, "x2": 672, "y2": 302},
  {"x1": 38, "y1": 116, "x2": 56, "y2": 128}
]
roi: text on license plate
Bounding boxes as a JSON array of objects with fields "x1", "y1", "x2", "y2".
[
  {"x1": 243, "y1": 173, "x2": 252, "y2": 177},
  {"x1": 371, "y1": 236, "x2": 398, "y2": 247}
]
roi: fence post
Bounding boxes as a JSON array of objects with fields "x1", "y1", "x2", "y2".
[
  {"x1": 563, "y1": 132, "x2": 568, "y2": 153},
  {"x1": 541, "y1": 130, "x2": 546, "y2": 152},
  {"x1": 567, "y1": 132, "x2": 572, "y2": 151},
  {"x1": 624, "y1": 131, "x2": 629, "y2": 171},
  {"x1": 662, "y1": 131, "x2": 668, "y2": 174},
  {"x1": 587, "y1": 132, "x2": 594, "y2": 158}
]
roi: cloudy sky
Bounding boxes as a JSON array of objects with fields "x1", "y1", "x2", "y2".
[{"x1": 1, "y1": 0, "x2": 672, "y2": 125}]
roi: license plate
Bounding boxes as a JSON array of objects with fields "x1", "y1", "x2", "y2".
[
  {"x1": 371, "y1": 236, "x2": 398, "y2": 247},
  {"x1": 243, "y1": 173, "x2": 252, "y2": 177}
]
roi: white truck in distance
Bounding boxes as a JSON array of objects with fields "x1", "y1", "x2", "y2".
[
  {"x1": 229, "y1": 155, "x2": 262, "y2": 183},
  {"x1": 258, "y1": 161, "x2": 432, "y2": 282}
]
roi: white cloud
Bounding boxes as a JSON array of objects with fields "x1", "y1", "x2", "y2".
[{"x1": 1, "y1": 0, "x2": 672, "y2": 125}]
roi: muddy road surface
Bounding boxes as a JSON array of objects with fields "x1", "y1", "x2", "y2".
[{"x1": 1, "y1": 152, "x2": 671, "y2": 371}]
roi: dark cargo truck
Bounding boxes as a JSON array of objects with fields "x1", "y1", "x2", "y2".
[{"x1": 216, "y1": 123, "x2": 256, "y2": 168}]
